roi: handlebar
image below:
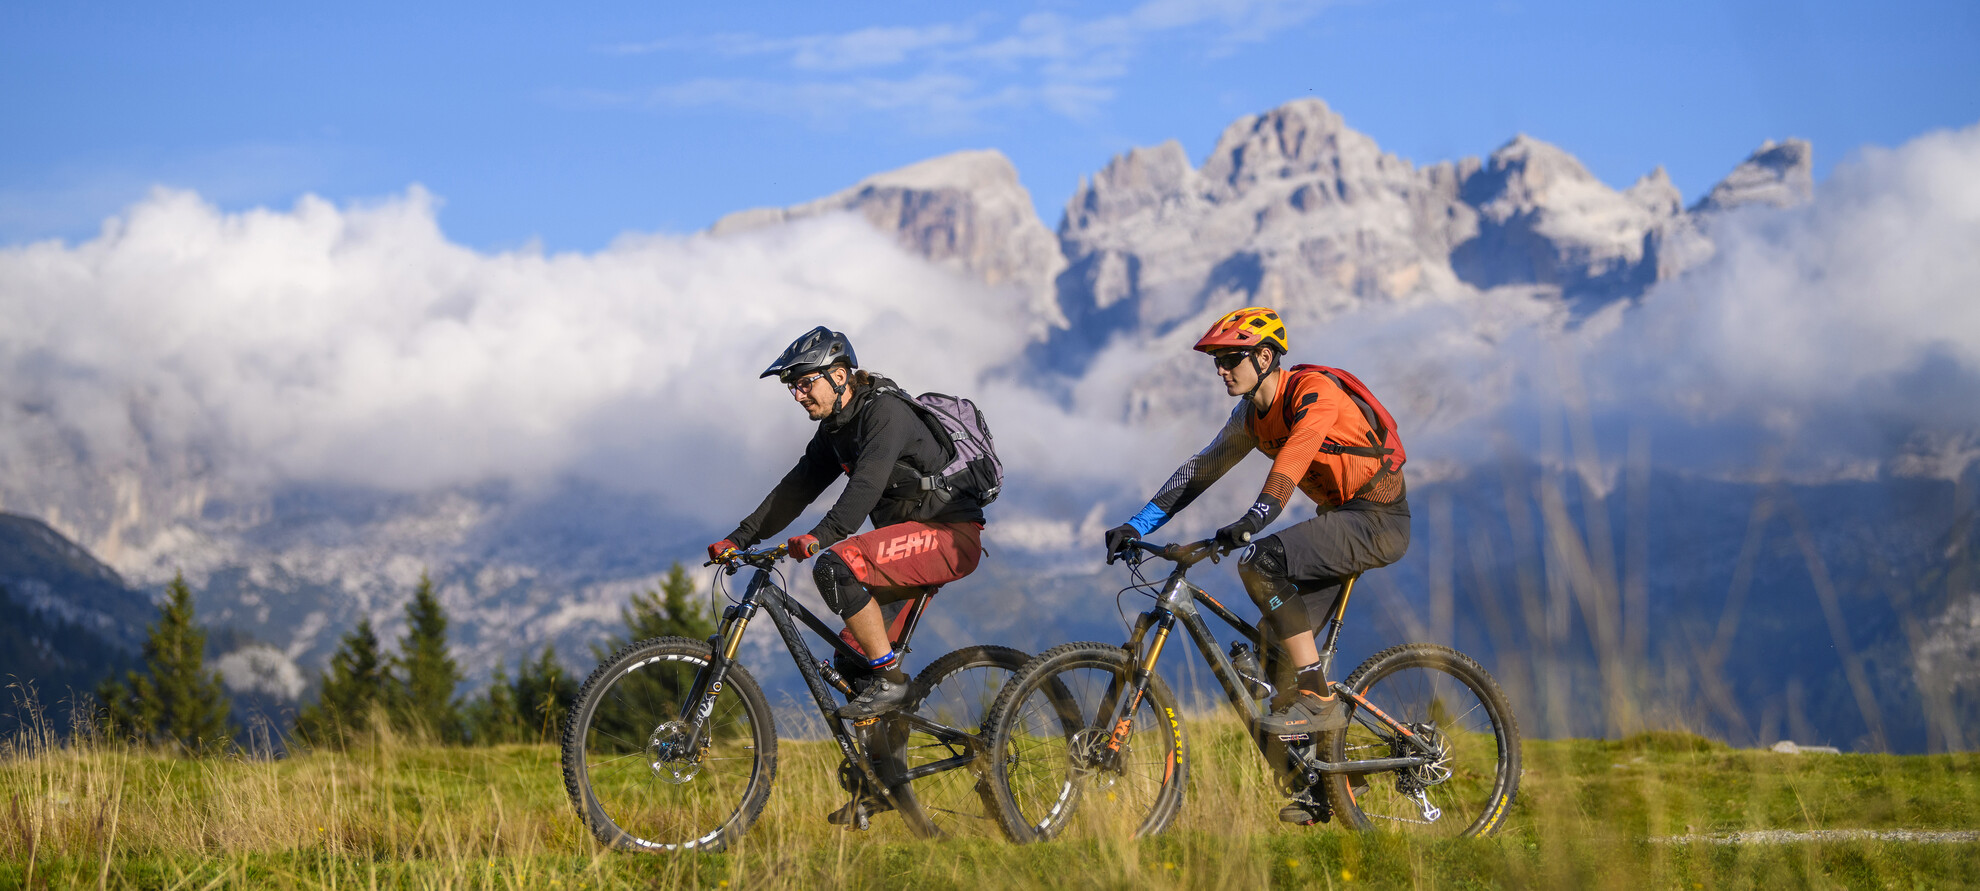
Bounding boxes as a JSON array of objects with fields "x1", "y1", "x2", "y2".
[
  {"x1": 1117, "y1": 537, "x2": 1236, "y2": 568},
  {"x1": 704, "y1": 543, "x2": 791, "y2": 573}
]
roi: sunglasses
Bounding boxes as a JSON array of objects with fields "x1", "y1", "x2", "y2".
[
  {"x1": 786, "y1": 371, "x2": 828, "y2": 395},
  {"x1": 1210, "y1": 350, "x2": 1254, "y2": 371}
]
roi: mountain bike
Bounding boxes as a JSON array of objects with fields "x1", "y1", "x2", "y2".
[
  {"x1": 560, "y1": 544, "x2": 1026, "y2": 851},
  {"x1": 982, "y1": 538, "x2": 1520, "y2": 842}
]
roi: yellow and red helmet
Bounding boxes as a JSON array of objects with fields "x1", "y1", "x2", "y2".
[{"x1": 1193, "y1": 306, "x2": 1288, "y2": 355}]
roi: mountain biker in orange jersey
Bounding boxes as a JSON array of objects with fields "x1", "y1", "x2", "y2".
[
  {"x1": 1105, "y1": 307, "x2": 1410, "y2": 767},
  {"x1": 707, "y1": 327, "x2": 988, "y2": 722}
]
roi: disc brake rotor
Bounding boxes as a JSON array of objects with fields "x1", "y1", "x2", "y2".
[
  {"x1": 1066, "y1": 727, "x2": 1123, "y2": 783},
  {"x1": 647, "y1": 720, "x2": 703, "y2": 784}
]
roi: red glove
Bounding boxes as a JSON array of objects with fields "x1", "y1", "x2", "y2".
[
  {"x1": 786, "y1": 534, "x2": 820, "y2": 560},
  {"x1": 707, "y1": 539, "x2": 739, "y2": 562}
]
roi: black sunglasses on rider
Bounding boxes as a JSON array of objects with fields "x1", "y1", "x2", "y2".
[
  {"x1": 786, "y1": 371, "x2": 829, "y2": 394},
  {"x1": 1210, "y1": 349, "x2": 1254, "y2": 371}
]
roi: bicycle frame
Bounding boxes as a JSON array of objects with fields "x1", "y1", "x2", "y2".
[
  {"x1": 678, "y1": 549, "x2": 986, "y2": 816},
  {"x1": 1101, "y1": 543, "x2": 1442, "y2": 776}
]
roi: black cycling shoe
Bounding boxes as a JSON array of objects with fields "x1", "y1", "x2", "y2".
[
  {"x1": 1258, "y1": 691, "x2": 1348, "y2": 736},
  {"x1": 837, "y1": 676, "x2": 911, "y2": 720}
]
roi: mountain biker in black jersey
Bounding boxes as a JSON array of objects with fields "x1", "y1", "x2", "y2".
[
  {"x1": 1103, "y1": 307, "x2": 1411, "y2": 821},
  {"x1": 707, "y1": 327, "x2": 989, "y2": 724}
]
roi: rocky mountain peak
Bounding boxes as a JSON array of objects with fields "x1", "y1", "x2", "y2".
[
  {"x1": 1198, "y1": 97, "x2": 1403, "y2": 200},
  {"x1": 1448, "y1": 134, "x2": 1694, "y2": 303},
  {"x1": 1063, "y1": 140, "x2": 1198, "y2": 237},
  {"x1": 710, "y1": 149, "x2": 1067, "y2": 336},
  {"x1": 1463, "y1": 134, "x2": 1603, "y2": 217},
  {"x1": 1693, "y1": 138, "x2": 1815, "y2": 213},
  {"x1": 1625, "y1": 166, "x2": 1684, "y2": 216}
]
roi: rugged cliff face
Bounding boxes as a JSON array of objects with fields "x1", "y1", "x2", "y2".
[
  {"x1": 710, "y1": 149, "x2": 1068, "y2": 338},
  {"x1": 1693, "y1": 139, "x2": 1816, "y2": 214},
  {"x1": 1046, "y1": 99, "x2": 1810, "y2": 370}
]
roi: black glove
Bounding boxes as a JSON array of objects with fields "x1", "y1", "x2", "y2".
[
  {"x1": 1215, "y1": 506, "x2": 1271, "y2": 552},
  {"x1": 1104, "y1": 523, "x2": 1140, "y2": 564}
]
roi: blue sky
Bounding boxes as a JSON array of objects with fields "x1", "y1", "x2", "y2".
[{"x1": 4, "y1": 0, "x2": 1976, "y2": 251}]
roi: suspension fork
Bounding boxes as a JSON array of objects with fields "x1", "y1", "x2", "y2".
[
  {"x1": 1097, "y1": 608, "x2": 1176, "y2": 759},
  {"x1": 677, "y1": 570, "x2": 770, "y2": 750}
]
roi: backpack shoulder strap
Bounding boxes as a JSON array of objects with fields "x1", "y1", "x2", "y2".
[
  {"x1": 1278, "y1": 365, "x2": 1321, "y2": 429},
  {"x1": 877, "y1": 385, "x2": 959, "y2": 473},
  {"x1": 1312, "y1": 367, "x2": 1388, "y2": 447}
]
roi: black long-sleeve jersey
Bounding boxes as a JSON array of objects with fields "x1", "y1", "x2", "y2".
[{"x1": 726, "y1": 377, "x2": 984, "y2": 549}]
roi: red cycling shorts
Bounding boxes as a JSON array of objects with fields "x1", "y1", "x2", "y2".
[{"x1": 829, "y1": 520, "x2": 985, "y2": 593}]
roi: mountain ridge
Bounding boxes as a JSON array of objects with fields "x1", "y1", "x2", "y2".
[{"x1": 16, "y1": 97, "x2": 1972, "y2": 755}]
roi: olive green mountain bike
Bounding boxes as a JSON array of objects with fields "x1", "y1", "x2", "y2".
[{"x1": 982, "y1": 538, "x2": 1520, "y2": 842}]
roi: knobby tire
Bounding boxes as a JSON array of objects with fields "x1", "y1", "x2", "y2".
[
  {"x1": 1320, "y1": 643, "x2": 1520, "y2": 838},
  {"x1": 982, "y1": 642, "x2": 1189, "y2": 843},
  {"x1": 561, "y1": 636, "x2": 777, "y2": 853}
]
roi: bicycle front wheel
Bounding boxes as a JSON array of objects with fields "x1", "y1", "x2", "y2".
[
  {"x1": 983, "y1": 642, "x2": 1188, "y2": 843},
  {"x1": 885, "y1": 644, "x2": 1030, "y2": 839},
  {"x1": 561, "y1": 636, "x2": 777, "y2": 852},
  {"x1": 1322, "y1": 643, "x2": 1519, "y2": 838}
]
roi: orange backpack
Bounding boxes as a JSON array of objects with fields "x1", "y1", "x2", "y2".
[{"x1": 1283, "y1": 365, "x2": 1406, "y2": 498}]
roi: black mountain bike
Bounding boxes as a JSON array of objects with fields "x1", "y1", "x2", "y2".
[
  {"x1": 983, "y1": 538, "x2": 1520, "y2": 842},
  {"x1": 561, "y1": 544, "x2": 1027, "y2": 851}
]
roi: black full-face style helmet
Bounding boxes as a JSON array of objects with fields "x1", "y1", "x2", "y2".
[{"x1": 762, "y1": 326, "x2": 857, "y2": 384}]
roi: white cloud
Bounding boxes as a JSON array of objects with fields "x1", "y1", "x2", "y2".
[
  {"x1": 0, "y1": 187, "x2": 1041, "y2": 513},
  {"x1": 4, "y1": 121, "x2": 1976, "y2": 565},
  {"x1": 618, "y1": 0, "x2": 1338, "y2": 127}
]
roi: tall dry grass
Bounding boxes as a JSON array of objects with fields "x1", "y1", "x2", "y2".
[{"x1": 6, "y1": 690, "x2": 1980, "y2": 890}]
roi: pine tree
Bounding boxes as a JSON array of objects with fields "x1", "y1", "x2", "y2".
[
  {"x1": 393, "y1": 573, "x2": 464, "y2": 742},
  {"x1": 463, "y1": 661, "x2": 526, "y2": 745},
  {"x1": 511, "y1": 645, "x2": 579, "y2": 743},
  {"x1": 594, "y1": 562, "x2": 715, "y2": 659},
  {"x1": 294, "y1": 618, "x2": 392, "y2": 748},
  {"x1": 96, "y1": 573, "x2": 231, "y2": 753}
]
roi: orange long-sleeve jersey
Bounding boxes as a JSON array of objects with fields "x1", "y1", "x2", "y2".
[{"x1": 1125, "y1": 368, "x2": 1402, "y2": 536}]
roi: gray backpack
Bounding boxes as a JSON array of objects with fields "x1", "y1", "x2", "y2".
[{"x1": 880, "y1": 387, "x2": 1003, "y2": 510}]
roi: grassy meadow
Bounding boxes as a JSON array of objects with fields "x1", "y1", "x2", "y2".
[{"x1": 4, "y1": 712, "x2": 1979, "y2": 891}]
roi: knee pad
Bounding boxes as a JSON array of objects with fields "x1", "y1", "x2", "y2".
[
  {"x1": 1238, "y1": 536, "x2": 1307, "y2": 638},
  {"x1": 813, "y1": 551, "x2": 872, "y2": 619}
]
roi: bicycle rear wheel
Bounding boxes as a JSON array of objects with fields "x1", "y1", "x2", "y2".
[
  {"x1": 983, "y1": 642, "x2": 1188, "y2": 843},
  {"x1": 884, "y1": 644, "x2": 1029, "y2": 839},
  {"x1": 1321, "y1": 643, "x2": 1519, "y2": 838},
  {"x1": 561, "y1": 636, "x2": 776, "y2": 852}
]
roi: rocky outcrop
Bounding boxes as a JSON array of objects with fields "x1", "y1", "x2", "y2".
[
  {"x1": 1693, "y1": 139, "x2": 1814, "y2": 214},
  {"x1": 705, "y1": 100, "x2": 1814, "y2": 375},
  {"x1": 1056, "y1": 100, "x2": 1476, "y2": 354},
  {"x1": 1451, "y1": 135, "x2": 1703, "y2": 305},
  {"x1": 711, "y1": 149, "x2": 1067, "y2": 338}
]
